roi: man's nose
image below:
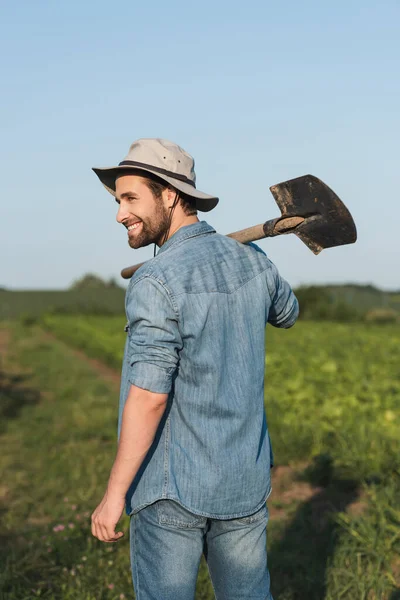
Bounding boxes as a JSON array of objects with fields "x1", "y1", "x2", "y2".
[{"x1": 116, "y1": 203, "x2": 128, "y2": 224}]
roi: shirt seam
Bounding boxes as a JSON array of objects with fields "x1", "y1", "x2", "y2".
[
  {"x1": 163, "y1": 416, "x2": 170, "y2": 495},
  {"x1": 173, "y1": 263, "x2": 273, "y2": 298}
]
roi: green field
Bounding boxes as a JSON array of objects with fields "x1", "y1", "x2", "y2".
[
  {"x1": 1, "y1": 318, "x2": 399, "y2": 599},
  {"x1": 42, "y1": 316, "x2": 399, "y2": 482}
]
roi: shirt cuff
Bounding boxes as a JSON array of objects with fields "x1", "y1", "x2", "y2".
[{"x1": 129, "y1": 362, "x2": 174, "y2": 394}]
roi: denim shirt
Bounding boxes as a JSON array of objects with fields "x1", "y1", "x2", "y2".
[{"x1": 119, "y1": 221, "x2": 298, "y2": 519}]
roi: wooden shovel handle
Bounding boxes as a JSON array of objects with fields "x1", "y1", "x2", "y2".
[
  {"x1": 120, "y1": 216, "x2": 304, "y2": 279},
  {"x1": 121, "y1": 262, "x2": 146, "y2": 279}
]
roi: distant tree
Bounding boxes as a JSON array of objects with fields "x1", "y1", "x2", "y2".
[
  {"x1": 294, "y1": 286, "x2": 362, "y2": 321},
  {"x1": 70, "y1": 274, "x2": 108, "y2": 290},
  {"x1": 107, "y1": 277, "x2": 121, "y2": 289},
  {"x1": 69, "y1": 274, "x2": 124, "y2": 291},
  {"x1": 294, "y1": 286, "x2": 331, "y2": 320}
]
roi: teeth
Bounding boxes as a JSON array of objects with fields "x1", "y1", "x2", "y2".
[{"x1": 128, "y1": 222, "x2": 141, "y2": 231}]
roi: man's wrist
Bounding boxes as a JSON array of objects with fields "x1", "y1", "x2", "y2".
[{"x1": 106, "y1": 483, "x2": 127, "y2": 502}]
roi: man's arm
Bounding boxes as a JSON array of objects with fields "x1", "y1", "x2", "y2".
[
  {"x1": 91, "y1": 274, "x2": 181, "y2": 543},
  {"x1": 108, "y1": 384, "x2": 168, "y2": 499},
  {"x1": 91, "y1": 384, "x2": 167, "y2": 543}
]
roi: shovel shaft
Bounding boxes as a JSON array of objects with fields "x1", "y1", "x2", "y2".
[
  {"x1": 228, "y1": 216, "x2": 304, "y2": 243},
  {"x1": 120, "y1": 216, "x2": 305, "y2": 279},
  {"x1": 226, "y1": 223, "x2": 267, "y2": 244},
  {"x1": 121, "y1": 262, "x2": 146, "y2": 279}
]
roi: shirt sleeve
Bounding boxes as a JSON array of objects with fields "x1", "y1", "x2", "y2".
[
  {"x1": 266, "y1": 261, "x2": 299, "y2": 328},
  {"x1": 126, "y1": 275, "x2": 182, "y2": 394}
]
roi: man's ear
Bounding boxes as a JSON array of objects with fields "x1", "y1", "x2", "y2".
[{"x1": 165, "y1": 186, "x2": 179, "y2": 209}]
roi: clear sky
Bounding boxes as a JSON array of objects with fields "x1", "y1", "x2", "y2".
[{"x1": 1, "y1": 0, "x2": 399, "y2": 290}]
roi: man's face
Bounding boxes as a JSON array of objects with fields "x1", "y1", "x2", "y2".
[{"x1": 115, "y1": 174, "x2": 170, "y2": 249}]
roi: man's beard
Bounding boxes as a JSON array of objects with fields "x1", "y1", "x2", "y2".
[{"x1": 128, "y1": 197, "x2": 171, "y2": 249}]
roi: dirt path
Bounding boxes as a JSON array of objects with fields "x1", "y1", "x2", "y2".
[
  {"x1": 41, "y1": 330, "x2": 121, "y2": 389},
  {"x1": 269, "y1": 463, "x2": 366, "y2": 526}
]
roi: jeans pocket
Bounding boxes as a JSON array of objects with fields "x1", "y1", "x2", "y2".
[
  {"x1": 156, "y1": 500, "x2": 208, "y2": 529},
  {"x1": 235, "y1": 503, "x2": 268, "y2": 525}
]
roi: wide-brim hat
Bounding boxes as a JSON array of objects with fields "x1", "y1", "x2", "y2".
[{"x1": 93, "y1": 138, "x2": 219, "y2": 212}]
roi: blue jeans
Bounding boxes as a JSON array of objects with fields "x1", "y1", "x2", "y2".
[{"x1": 129, "y1": 499, "x2": 273, "y2": 599}]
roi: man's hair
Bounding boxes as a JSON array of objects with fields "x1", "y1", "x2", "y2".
[{"x1": 144, "y1": 176, "x2": 198, "y2": 217}]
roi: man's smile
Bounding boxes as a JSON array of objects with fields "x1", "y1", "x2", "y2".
[{"x1": 127, "y1": 221, "x2": 142, "y2": 232}]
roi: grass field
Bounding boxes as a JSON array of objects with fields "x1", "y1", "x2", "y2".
[{"x1": 1, "y1": 318, "x2": 399, "y2": 599}]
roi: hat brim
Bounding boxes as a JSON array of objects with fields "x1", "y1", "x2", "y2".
[{"x1": 92, "y1": 165, "x2": 219, "y2": 212}]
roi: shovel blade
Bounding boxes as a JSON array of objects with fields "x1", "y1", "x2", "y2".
[{"x1": 269, "y1": 175, "x2": 357, "y2": 254}]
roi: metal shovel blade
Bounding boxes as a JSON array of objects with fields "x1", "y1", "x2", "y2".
[{"x1": 269, "y1": 175, "x2": 357, "y2": 254}]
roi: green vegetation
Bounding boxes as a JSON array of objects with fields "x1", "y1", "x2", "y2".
[
  {"x1": 70, "y1": 274, "x2": 123, "y2": 291},
  {"x1": 0, "y1": 289, "x2": 126, "y2": 320},
  {"x1": 1, "y1": 319, "x2": 399, "y2": 598},
  {"x1": 265, "y1": 322, "x2": 399, "y2": 480},
  {"x1": 325, "y1": 284, "x2": 400, "y2": 312},
  {"x1": 0, "y1": 274, "x2": 126, "y2": 320},
  {"x1": 1, "y1": 280, "x2": 399, "y2": 322},
  {"x1": 295, "y1": 285, "x2": 400, "y2": 321},
  {"x1": 294, "y1": 286, "x2": 362, "y2": 321},
  {"x1": 42, "y1": 315, "x2": 126, "y2": 370},
  {"x1": 0, "y1": 324, "x2": 214, "y2": 599},
  {"x1": 41, "y1": 317, "x2": 400, "y2": 484}
]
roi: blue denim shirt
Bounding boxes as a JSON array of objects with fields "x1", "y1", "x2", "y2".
[{"x1": 119, "y1": 221, "x2": 298, "y2": 519}]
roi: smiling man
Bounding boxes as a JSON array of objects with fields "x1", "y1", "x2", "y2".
[{"x1": 91, "y1": 138, "x2": 298, "y2": 600}]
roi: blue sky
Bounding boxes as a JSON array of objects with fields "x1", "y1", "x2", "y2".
[{"x1": 1, "y1": 0, "x2": 399, "y2": 290}]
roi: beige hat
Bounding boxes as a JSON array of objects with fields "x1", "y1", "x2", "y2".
[{"x1": 93, "y1": 138, "x2": 219, "y2": 212}]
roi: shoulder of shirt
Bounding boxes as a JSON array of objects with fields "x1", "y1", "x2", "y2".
[
  {"x1": 127, "y1": 236, "x2": 269, "y2": 294},
  {"x1": 126, "y1": 258, "x2": 173, "y2": 301}
]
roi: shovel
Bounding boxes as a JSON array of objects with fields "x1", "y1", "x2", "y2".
[{"x1": 120, "y1": 174, "x2": 357, "y2": 279}]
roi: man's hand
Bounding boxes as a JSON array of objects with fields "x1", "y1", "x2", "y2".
[{"x1": 91, "y1": 492, "x2": 125, "y2": 543}]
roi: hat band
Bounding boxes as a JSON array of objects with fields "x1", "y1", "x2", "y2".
[{"x1": 118, "y1": 160, "x2": 196, "y2": 188}]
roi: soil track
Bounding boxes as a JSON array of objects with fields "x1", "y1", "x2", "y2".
[{"x1": 41, "y1": 329, "x2": 121, "y2": 389}]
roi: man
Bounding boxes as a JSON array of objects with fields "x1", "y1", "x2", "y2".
[{"x1": 91, "y1": 138, "x2": 298, "y2": 599}]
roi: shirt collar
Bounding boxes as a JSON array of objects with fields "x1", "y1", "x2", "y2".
[{"x1": 156, "y1": 221, "x2": 216, "y2": 256}]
